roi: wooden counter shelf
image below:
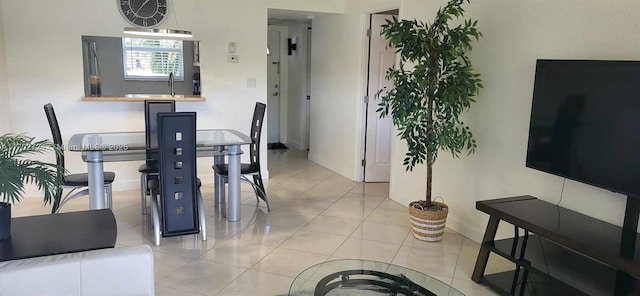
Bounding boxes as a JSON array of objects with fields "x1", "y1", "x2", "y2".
[{"x1": 82, "y1": 95, "x2": 205, "y2": 101}]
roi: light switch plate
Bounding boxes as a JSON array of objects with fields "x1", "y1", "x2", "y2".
[
  {"x1": 247, "y1": 78, "x2": 256, "y2": 88},
  {"x1": 228, "y1": 42, "x2": 236, "y2": 53},
  {"x1": 228, "y1": 54, "x2": 239, "y2": 63}
]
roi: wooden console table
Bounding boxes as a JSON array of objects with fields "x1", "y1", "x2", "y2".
[
  {"x1": 82, "y1": 95, "x2": 205, "y2": 101},
  {"x1": 472, "y1": 196, "x2": 640, "y2": 295},
  {"x1": 0, "y1": 209, "x2": 117, "y2": 261}
]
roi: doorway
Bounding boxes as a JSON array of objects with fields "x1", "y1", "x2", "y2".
[
  {"x1": 266, "y1": 16, "x2": 312, "y2": 153},
  {"x1": 267, "y1": 26, "x2": 288, "y2": 147},
  {"x1": 363, "y1": 11, "x2": 398, "y2": 182}
]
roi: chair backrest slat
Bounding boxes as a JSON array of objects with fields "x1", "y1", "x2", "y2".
[
  {"x1": 145, "y1": 100, "x2": 175, "y2": 149},
  {"x1": 43, "y1": 103, "x2": 65, "y2": 168},
  {"x1": 250, "y1": 103, "x2": 266, "y2": 165},
  {"x1": 157, "y1": 112, "x2": 199, "y2": 236}
]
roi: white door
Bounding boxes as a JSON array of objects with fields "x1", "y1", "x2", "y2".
[
  {"x1": 364, "y1": 14, "x2": 396, "y2": 182},
  {"x1": 267, "y1": 30, "x2": 281, "y2": 144}
]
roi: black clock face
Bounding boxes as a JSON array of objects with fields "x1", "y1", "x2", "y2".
[{"x1": 119, "y1": 0, "x2": 167, "y2": 28}]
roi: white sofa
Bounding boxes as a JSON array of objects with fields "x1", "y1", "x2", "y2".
[{"x1": 0, "y1": 245, "x2": 154, "y2": 296}]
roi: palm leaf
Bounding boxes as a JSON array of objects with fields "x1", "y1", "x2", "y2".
[{"x1": 0, "y1": 133, "x2": 64, "y2": 205}]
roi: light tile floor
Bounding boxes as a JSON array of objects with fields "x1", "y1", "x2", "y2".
[{"x1": 13, "y1": 149, "x2": 507, "y2": 296}]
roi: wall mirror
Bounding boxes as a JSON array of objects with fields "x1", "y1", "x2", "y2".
[{"x1": 81, "y1": 35, "x2": 201, "y2": 97}]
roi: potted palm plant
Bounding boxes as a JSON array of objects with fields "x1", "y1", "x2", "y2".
[
  {"x1": 378, "y1": 0, "x2": 482, "y2": 241},
  {"x1": 0, "y1": 133, "x2": 64, "y2": 240}
]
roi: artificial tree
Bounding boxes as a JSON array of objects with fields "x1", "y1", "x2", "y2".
[{"x1": 378, "y1": 0, "x2": 482, "y2": 239}]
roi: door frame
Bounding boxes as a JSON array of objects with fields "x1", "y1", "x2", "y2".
[{"x1": 267, "y1": 25, "x2": 289, "y2": 145}]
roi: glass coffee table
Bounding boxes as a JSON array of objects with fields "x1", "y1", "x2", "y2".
[{"x1": 289, "y1": 259, "x2": 464, "y2": 295}]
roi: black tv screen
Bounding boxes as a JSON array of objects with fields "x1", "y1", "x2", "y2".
[{"x1": 526, "y1": 59, "x2": 640, "y2": 197}]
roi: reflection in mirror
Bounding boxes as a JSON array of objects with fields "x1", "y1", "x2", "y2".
[{"x1": 81, "y1": 36, "x2": 201, "y2": 97}]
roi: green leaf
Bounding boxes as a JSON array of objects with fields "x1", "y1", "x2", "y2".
[{"x1": 0, "y1": 133, "x2": 64, "y2": 205}]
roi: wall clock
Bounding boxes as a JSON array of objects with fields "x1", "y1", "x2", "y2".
[{"x1": 119, "y1": 0, "x2": 168, "y2": 28}]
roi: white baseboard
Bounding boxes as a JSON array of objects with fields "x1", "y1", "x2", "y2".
[
  {"x1": 445, "y1": 212, "x2": 485, "y2": 243},
  {"x1": 285, "y1": 139, "x2": 305, "y2": 150}
]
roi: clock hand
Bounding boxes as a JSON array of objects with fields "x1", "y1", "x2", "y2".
[{"x1": 134, "y1": 0, "x2": 151, "y2": 15}]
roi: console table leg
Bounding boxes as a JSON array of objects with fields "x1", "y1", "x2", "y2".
[
  {"x1": 518, "y1": 268, "x2": 530, "y2": 296},
  {"x1": 472, "y1": 215, "x2": 500, "y2": 282},
  {"x1": 614, "y1": 196, "x2": 640, "y2": 295},
  {"x1": 614, "y1": 270, "x2": 630, "y2": 296}
]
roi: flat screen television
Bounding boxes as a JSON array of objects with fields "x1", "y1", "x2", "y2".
[{"x1": 526, "y1": 59, "x2": 640, "y2": 198}]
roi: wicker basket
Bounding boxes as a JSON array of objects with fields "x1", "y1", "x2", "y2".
[{"x1": 409, "y1": 201, "x2": 448, "y2": 242}]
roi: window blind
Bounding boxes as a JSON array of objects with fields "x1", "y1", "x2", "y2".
[{"x1": 122, "y1": 38, "x2": 184, "y2": 81}]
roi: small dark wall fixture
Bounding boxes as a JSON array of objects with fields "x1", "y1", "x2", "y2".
[{"x1": 288, "y1": 37, "x2": 297, "y2": 55}]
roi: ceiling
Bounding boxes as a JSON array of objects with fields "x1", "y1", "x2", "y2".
[
  {"x1": 267, "y1": 9, "x2": 334, "y2": 25},
  {"x1": 267, "y1": 8, "x2": 397, "y2": 25}
]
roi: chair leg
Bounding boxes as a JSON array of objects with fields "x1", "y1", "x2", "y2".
[
  {"x1": 242, "y1": 176, "x2": 261, "y2": 204},
  {"x1": 150, "y1": 191, "x2": 161, "y2": 246},
  {"x1": 105, "y1": 184, "x2": 113, "y2": 209},
  {"x1": 140, "y1": 173, "x2": 148, "y2": 215},
  {"x1": 55, "y1": 187, "x2": 86, "y2": 214},
  {"x1": 52, "y1": 184, "x2": 113, "y2": 213},
  {"x1": 196, "y1": 188, "x2": 207, "y2": 241},
  {"x1": 240, "y1": 175, "x2": 271, "y2": 212},
  {"x1": 241, "y1": 175, "x2": 261, "y2": 203},
  {"x1": 253, "y1": 173, "x2": 270, "y2": 211},
  {"x1": 218, "y1": 174, "x2": 227, "y2": 219}
]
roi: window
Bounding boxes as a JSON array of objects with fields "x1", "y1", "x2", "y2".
[{"x1": 122, "y1": 38, "x2": 184, "y2": 81}]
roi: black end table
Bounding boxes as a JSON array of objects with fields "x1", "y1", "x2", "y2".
[{"x1": 0, "y1": 209, "x2": 117, "y2": 262}]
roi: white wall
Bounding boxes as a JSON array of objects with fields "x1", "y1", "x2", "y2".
[
  {"x1": 390, "y1": 0, "x2": 640, "y2": 241},
  {"x1": 0, "y1": 0, "x2": 344, "y2": 196},
  {"x1": 310, "y1": 0, "x2": 400, "y2": 180},
  {"x1": 286, "y1": 23, "x2": 310, "y2": 150},
  {"x1": 0, "y1": 2, "x2": 9, "y2": 135}
]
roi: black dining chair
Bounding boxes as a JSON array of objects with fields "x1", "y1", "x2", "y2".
[
  {"x1": 213, "y1": 102, "x2": 270, "y2": 211},
  {"x1": 147, "y1": 112, "x2": 206, "y2": 245},
  {"x1": 139, "y1": 100, "x2": 175, "y2": 215},
  {"x1": 44, "y1": 103, "x2": 116, "y2": 213}
]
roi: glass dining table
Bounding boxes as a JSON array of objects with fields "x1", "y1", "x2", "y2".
[{"x1": 67, "y1": 129, "x2": 252, "y2": 222}]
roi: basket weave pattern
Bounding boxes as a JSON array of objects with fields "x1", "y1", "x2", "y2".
[{"x1": 409, "y1": 201, "x2": 448, "y2": 242}]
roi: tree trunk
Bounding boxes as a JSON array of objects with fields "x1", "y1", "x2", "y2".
[
  {"x1": 425, "y1": 81, "x2": 435, "y2": 207},
  {"x1": 426, "y1": 162, "x2": 432, "y2": 206}
]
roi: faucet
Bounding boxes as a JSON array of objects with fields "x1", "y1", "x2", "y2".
[{"x1": 168, "y1": 72, "x2": 175, "y2": 97}]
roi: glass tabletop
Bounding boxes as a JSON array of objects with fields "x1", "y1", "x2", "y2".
[
  {"x1": 67, "y1": 129, "x2": 251, "y2": 151},
  {"x1": 289, "y1": 259, "x2": 464, "y2": 296}
]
